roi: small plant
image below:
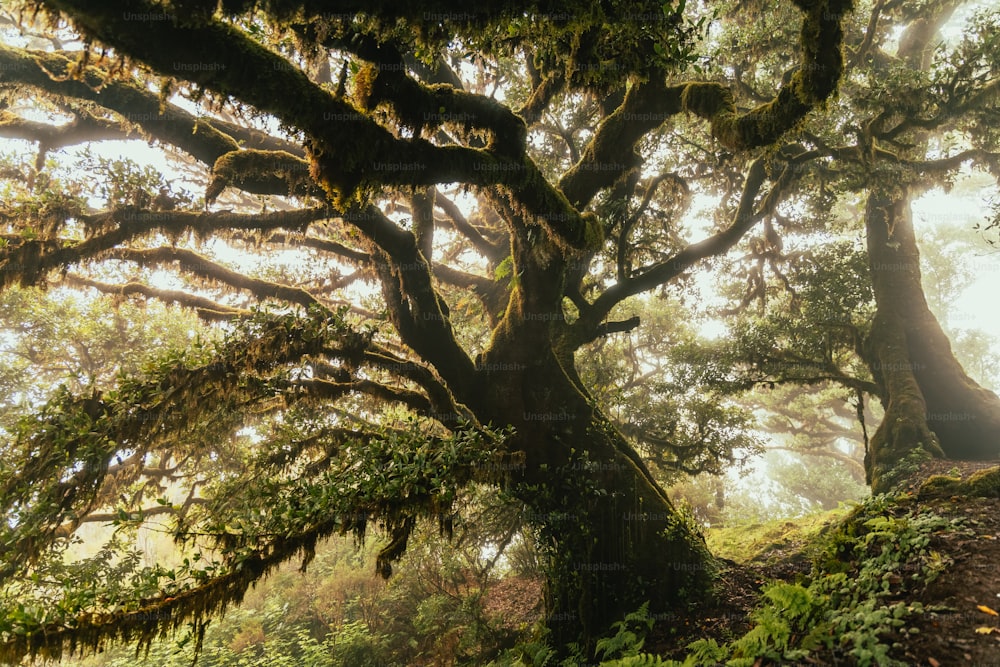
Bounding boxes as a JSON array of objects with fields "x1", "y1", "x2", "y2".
[
  {"x1": 493, "y1": 603, "x2": 671, "y2": 667},
  {"x1": 595, "y1": 602, "x2": 655, "y2": 660}
]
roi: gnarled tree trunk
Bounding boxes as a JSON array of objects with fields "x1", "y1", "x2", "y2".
[
  {"x1": 472, "y1": 339, "x2": 714, "y2": 648},
  {"x1": 864, "y1": 187, "x2": 1000, "y2": 492}
]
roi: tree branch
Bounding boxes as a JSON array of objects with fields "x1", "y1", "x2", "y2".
[
  {"x1": 569, "y1": 158, "x2": 773, "y2": 347},
  {"x1": 61, "y1": 273, "x2": 246, "y2": 321},
  {"x1": 106, "y1": 246, "x2": 326, "y2": 311}
]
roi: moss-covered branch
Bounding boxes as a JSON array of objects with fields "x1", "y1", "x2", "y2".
[
  {"x1": 558, "y1": 0, "x2": 853, "y2": 208},
  {"x1": 679, "y1": 0, "x2": 854, "y2": 149},
  {"x1": 0, "y1": 206, "x2": 329, "y2": 290},
  {"x1": 321, "y1": 31, "x2": 526, "y2": 155},
  {"x1": 339, "y1": 205, "x2": 479, "y2": 394},
  {"x1": 359, "y1": 349, "x2": 473, "y2": 426},
  {"x1": 0, "y1": 311, "x2": 336, "y2": 581},
  {"x1": 558, "y1": 76, "x2": 677, "y2": 209},
  {"x1": 106, "y1": 246, "x2": 327, "y2": 311},
  {"x1": 0, "y1": 44, "x2": 240, "y2": 166},
  {"x1": 206, "y1": 149, "x2": 324, "y2": 204},
  {"x1": 35, "y1": 0, "x2": 602, "y2": 253},
  {"x1": 61, "y1": 273, "x2": 247, "y2": 321}
]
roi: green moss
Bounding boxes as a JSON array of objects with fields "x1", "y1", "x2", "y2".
[
  {"x1": 680, "y1": 81, "x2": 733, "y2": 119},
  {"x1": 206, "y1": 149, "x2": 318, "y2": 203},
  {"x1": 916, "y1": 474, "x2": 963, "y2": 498},
  {"x1": 916, "y1": 466, "x2": 1000, "y2": 499},
  {"x1": 961, "y1": 466, "x2": 1000, "y2": 498},
  {"x1": 580, "y1": 211, "x2": 603, "y2": 251},
  {"x1": 706, "y1": 507, "x2": 849, "y2": 565}
]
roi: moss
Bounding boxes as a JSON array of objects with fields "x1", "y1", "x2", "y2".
[
  {"x1": 351, "y1": 62, "x2": 379, "y2": 111},
  {"x1": 580, "y1": 211, "x2": 603, "y2": 251},
  {"x1": 206, "y1": 149, "x2": 320, "y2": 204},
  {"x1": 917, "y1": 474, "x2": 963, "y2": 499},
  {"x1": 961, "y1": 466, "x2": 1000, "y2": 498},
  {"x1": 916, "y1": 466, "x2": 1000, "y2": 499},
  {"x1": 680, "y1": 81, "x2": 733, "y2": 119},
  {"x1": 706, "y1": 507, "x2": 849, "y2": 565}
]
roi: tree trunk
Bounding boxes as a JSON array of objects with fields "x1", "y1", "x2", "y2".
[
  {"x1": 472, "y1": 347, "x2": 714, "y2": 650},
  {"x1": 864, "y1": 187, "x2": 1000, "y2": 492}
]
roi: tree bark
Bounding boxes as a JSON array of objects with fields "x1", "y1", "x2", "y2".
[
  {"x1": 864, "y1": 187, "x2": 1000, "y2": 492},
  {"x1": 470, "y1": 344, "x2": 714, "y2": 649}
]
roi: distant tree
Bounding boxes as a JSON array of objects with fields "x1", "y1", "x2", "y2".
[{"x1": 702, "y1": 0, "x2": 1000, "y2": 491}]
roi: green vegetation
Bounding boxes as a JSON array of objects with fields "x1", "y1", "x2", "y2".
[
  {"x1": 706, "y1": 506, "x2": 850, "y2": 565},
  {"x1": 694, "y1": 498, "x2": 960, "y2": 667},
  {"x1": 1, "y1": 0, "x2": 999, "y2": 663}
]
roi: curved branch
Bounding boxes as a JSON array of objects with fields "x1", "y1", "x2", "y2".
[
  {"x1": 61, "y1": 273, "x2": 246, "y2": 321},
  {"x1": 339, "y1": 205, "x2": 478, "y2": 394},
  {"x1": 558, "y1": 0, "x2": 854, "y2": 209},
  {"x1": 432, "y1": 187, "x2": 504, "y2": 261},
  {"x1": 206, "y1": 149, "x2": 324, "y2": 204},
  {"x1": 769, "y1": 445, "x2": 866, "y2": 478},
  {"x1": 293, "y1": 377, "x2": 433, "y2": 418},
  {"x1": 107, "y1": 246, "x2": 326, "y2": 311},
  {"x1": 360, "y1": 349, "x2": 474, "y2": 426},
  {"x1": 569, "y1": 159, "x2": 773, "y2": 348}
]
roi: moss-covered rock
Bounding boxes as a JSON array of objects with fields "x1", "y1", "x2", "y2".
[
  {"x1": 917, "y1": 474, "x2": 963, "y2": 499},
  {"x1": 963, "y1": 466, "x2": 1000, "y2": 498},
  {"x1": 918, "y1": 466, "x2": 1000, "y2": 499}
]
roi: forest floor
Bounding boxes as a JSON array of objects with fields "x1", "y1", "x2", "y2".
[{"x1": 649, "y1": 460, "x2": 1000, "y2": 666}]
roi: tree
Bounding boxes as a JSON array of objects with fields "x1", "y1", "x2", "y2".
[
  {"x1": 700, "y1": 0, "x2": 1000, "y2": 492},
  {"x1": 858, "y1": 3, "x2": 1000, "y2": 490},
  {"x1": 2, "y1": 0, "x2": 997, "y2": 662}
]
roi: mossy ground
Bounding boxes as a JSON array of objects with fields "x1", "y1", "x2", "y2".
[
  {"x1": 706, "y1": 506, "x2": 852, "y2": 567},
  {"x1": 645, "y1": 465, "x2": 1000, "y2": 665}
]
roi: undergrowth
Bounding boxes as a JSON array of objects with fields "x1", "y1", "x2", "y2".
[
  {"x1": 494, "y1": 494, "x2": 966, "y2": 666},
  {"x1": 682, "y1": 494, "x2": 963, "y2": 666}
]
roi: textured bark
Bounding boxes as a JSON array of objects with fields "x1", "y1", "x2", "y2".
[
  {"x1": 865, "y1": 188, "x2": 1000, "y2": 492},
  {"x1": 469, "y1": 349, "x2": 713, "y2": 649}
]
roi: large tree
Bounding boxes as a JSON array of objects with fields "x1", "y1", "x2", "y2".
[
  {"x1": 1, "y1": 0, "x2": 996, "y2": 662},
  {"x1": 859, "y1": 2, "x2": 1000, "y2": 490},
  {"x1": 702, "y1": 0, "x2": 1000, "y2": 492}
]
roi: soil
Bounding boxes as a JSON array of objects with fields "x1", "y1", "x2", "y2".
[
  {"x1": 895, "y1": 458, "x2": 1000, "y2": 666},
  {"x1": 900, "y1": 495, "x2": 1000, "y2": 666},
  {"x1": 648, "y1": 460, "x2": 1000, "y2": 666}
]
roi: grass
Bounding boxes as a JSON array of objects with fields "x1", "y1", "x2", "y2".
[{"x1": 706, "y1": 505, "x2": 853, "y2": 565}]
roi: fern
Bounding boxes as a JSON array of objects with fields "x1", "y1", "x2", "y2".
[
  {"x1": 602, "y1": 653, "x2": 675, "y2": 666},
  {"x1": 595, "y1": 601, "x2": 654, "y2": 660}
]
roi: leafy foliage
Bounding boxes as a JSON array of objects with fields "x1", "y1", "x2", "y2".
[
  {"x1": 684, "y1": 495, "x2": 964, "y2": 666},
  {"x1": 0, "y1": 0, "x2": 997, "y2": 661}
]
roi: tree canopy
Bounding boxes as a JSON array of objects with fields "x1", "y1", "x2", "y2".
[{"x1": 1, "y1": 0, "x2": 999, "y2": 662}]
